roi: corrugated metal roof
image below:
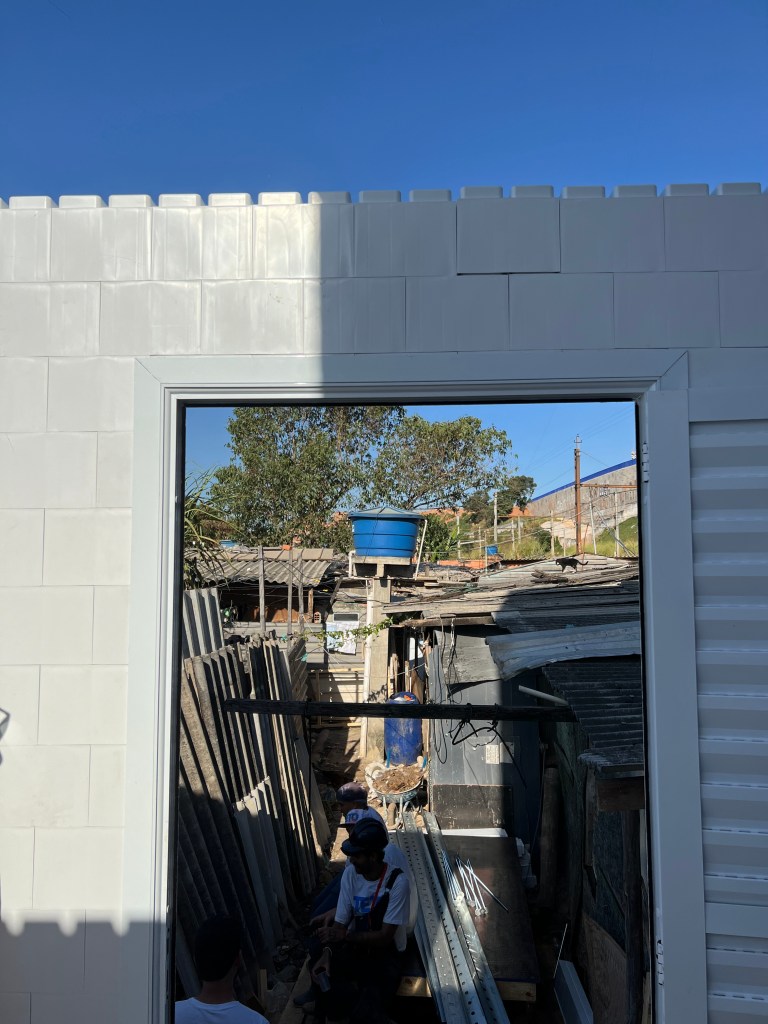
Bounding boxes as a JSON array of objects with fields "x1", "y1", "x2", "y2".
[
  {"x1": 191, "y1": 546, "x2": 342, "y2": 586},
  {"x1": 542, "y1": 659, "x2": 644, "y2": 775}
]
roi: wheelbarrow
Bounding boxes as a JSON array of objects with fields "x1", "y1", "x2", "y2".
[{"x1": 365, "y1": 760, "x2": 427, "y2": 826}]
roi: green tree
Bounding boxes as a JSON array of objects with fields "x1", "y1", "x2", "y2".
[
  {"x1": 496, "y1": 474, "x2": 536, "y2": 515},
  {"x1": 184, "y1": 470, "x2": 232, "y2": 588},
  {"x1": 368, "y1": 416, "x2": 512, "y2": 510},
  {"x1": 211, "y1": 406, "x2": 403, "y2": 546},
  {"x1": 422, "y1": 513, "x2": 458, "y2": 561}
]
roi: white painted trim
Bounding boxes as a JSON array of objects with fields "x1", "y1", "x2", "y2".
[
  {"x1": 688, "y1": 386, "x2": 766, "y2": 422},
  {"x1": 123, "y1": 348, "x2": 705, "y2": 1023},
  {"x1": 639, "y1": 388, "x2": 708, "y2": 1022}
]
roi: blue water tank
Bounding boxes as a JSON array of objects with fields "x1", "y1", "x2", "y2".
[
  {"x1": 384, "y1": 692, "x2": 423, "y2": 766},
  {"x1": 348, "y1": 506, "x2": 424, "y2": 559}
]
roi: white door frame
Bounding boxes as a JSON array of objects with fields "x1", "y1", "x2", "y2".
[{"x1": 122, "y1": 349, "x2": 706, "y2": 1024}]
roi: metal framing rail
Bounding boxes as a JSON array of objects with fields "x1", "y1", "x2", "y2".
[{"x1": 224, "y1": 697, "x2": 574, "y2": 722}]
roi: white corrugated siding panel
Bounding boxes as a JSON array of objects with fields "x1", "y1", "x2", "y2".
[{"x1": 690, "y1": 421, "x2": 768, "y2": 1020}]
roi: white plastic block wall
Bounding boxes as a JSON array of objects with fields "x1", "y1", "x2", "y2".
[
  {"x1": 457, "y1": 196, "x2": 559, "y2": 274},
  {"x1": 406, "y1": 275, "x2": 509, "y2": 350},
  {"x1": 303, "y1": 278, "x2": 405, "y2": 353},
  {"x1": 510, "y1": 273, "x2": 614, "y2": 349},
  {"x1": 0, "y1": 283, "x2": 99, "y2": 356},
  {"x1": 614, "y1": 272, "x2": 720, "y2": 348}
]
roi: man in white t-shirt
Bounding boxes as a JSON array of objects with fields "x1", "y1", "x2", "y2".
[
  {"x1": 310, "y1": 818, "x2": 412, "y2": 1024},
  {"x1": 175, "y1": 916, "x2": 268, "y2": 1024}
]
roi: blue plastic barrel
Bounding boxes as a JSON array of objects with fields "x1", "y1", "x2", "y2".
[
  {"x1": 384, "y1": 692, "x2": 423, "y2": 766},
  {"x1": 349, "y1": 507, "x2": 423, "y2": 560}
]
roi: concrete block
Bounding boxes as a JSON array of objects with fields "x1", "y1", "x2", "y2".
[
  {"x1": 47, "y1": 358, "x2": 134, "y2": 432},
  {"x1": 0, "y1": 358, "x2": 48, "y2": 432},
  {"x1": 92, "y1": 587, "x2": 129, "y2": 665},
  {"x1": 303, "y1": 278, "x2": 405, "y2": 354},
  {"x1": 0, "y1": 746, "x2": 89, "y2": 826},
  {"x1": 96, "y1": 432, "x2": 133, "y2": 508},
  {"x1": 43, "y1": 509, "x2": 131, "y2": 586},
  {"x1": 0, "y1": 510, "x2": 44, "y2": 585},
  {"x1": 0, "y1": 992, "x2": 30, "y2": 1024},
  {"x1": 359, "y1": 191, "x2": 401, "y2": 202},
  {"x1": 33, "y1": 828, "x2": 123, "y2": 911},
  {"x1": 201, "y1": 204, "x2": 253, "y2": 279},
  {"x1": 510, "y1": 186, "x2": 554, "y2": 197},
  {"x1": 0, "y1": 207, "x2": 51, "y2": 281},
  {"x1": 0, "y1": 828, "x2": 34, "y2": 909},
  {"x1": 0, "y1": 282, "x2": 99, "y2": 356},
  {"x1": 257, "y1": 192, "x2": 302, "y2": 205},
  {"x1": 664, "y1": 184, "x2": 710, "y2": 196},
  {"x1": 719, "y1": 271, "x2": 768, "y2": 347},
  {"x1": 614, "y1": 272, "x2": 719, "y2": 348},
  {"x1": 0, "y1": 909, "x2": 85, "y2": 994},
  {"x1": 561, "y1": 197, "x2": 664, "y2": 272},
  {"x1": 460, "y1": 186, "x2": 503, "y2": 199},
  {"x1": 88, "y1": 746, "x2": 126, "y2": 826},
  {"x1": 158, "y1": 194, "x2": 204, "y2": 208},
  {"x1": 561, "y1": 186, "x2": 605, "y2": 198},
  {"x1": 509, "y1": 273, "x2": 614, "y2": 349},
  {"x1": 51, "y1": 206, "x2": 151, "y2": 281},
  {"x1": 665, "y1": 195, "x2": 768, "y2": 270},
  {"x1": 0, "y1": 433, "x2": 97, "y2": 508},
  {"x1": 201, "y1": 280, "x2": 303, "y2": 354},
  {"x1": 354, "y1": 201, "x2": 456, "y2": 276},
  {"x1": 38, "y1": 666, "x2": 127, "y2": 745},
  {"x1": 406, "y1": 276, "x2": 509, "y2": 352},
  {"x1": 100, "y1": 281, "x2": 201, "y2": 355},
  {"x1": 715, "y1": 183, "x2": 761, "y2": 195},
  {"x1": 151, "y1": 206, "x2": 203, "y2": 280},
  {"x1": 0, "y1": 667, "x2": 40, "y2": 745},
  {"x1": 457, "y1": 197, "x2": 559, "y2": 273},
  {"x1": 308, "y1": 192, "x2": 351, "y2": 204},
  {"x1": 253, "y1": 203, "x2": 354, "y2": 279},
  {"x1": 0, "y1": 586, "x2": 94, "y2": 665},
  {"x1": 409, "y1": 190, "x2": 452, "y2": 201}
]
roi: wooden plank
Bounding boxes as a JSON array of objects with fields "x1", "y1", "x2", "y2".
[{"x1": 597, "y1": 777, "x2": 646, "y2": 812}]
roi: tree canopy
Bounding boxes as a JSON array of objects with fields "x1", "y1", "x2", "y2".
[{"x1": 211, "y1": 406, "x2": 517, "y2": 548}]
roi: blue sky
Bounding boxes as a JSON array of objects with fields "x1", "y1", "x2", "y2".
[
  {"x1": 4, "y1": 0, "x2": 761, "y2": 491},
  {"x1": 186, "y1": 403, "x2": 636, "y2": 498}
]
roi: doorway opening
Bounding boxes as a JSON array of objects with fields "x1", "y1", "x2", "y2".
[{"x1": 173, "y1": 398, "x2": 648, "y2": 1023}]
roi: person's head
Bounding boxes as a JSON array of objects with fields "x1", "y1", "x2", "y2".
[
  {"x1": 336, "y1": 781, "x2": 368, "y2": 815},
  {"x1": 343, "y1": 807, "x2": 382, "y2": 836},
  {"x1": 341, "y1": 817, "x2": 388, "y2": 877},
  {"x1": 194, "y1": 915, "x2": 243, "y2": 984}
]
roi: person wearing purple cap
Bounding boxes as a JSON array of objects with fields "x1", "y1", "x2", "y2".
[{"x1": 335, "y1": 781, "x2": 369, "y2": 815}]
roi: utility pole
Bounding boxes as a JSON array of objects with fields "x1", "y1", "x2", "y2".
[
  {"x1": 614, "y1": 491, "x2": 620, "y2": 558},
  {"x1": 574, "y1": 434, "x2": 582, "y2": 555},
  {"x1": 550, "y1": 507, "x2": 555, "y2": 557},
  {"x1": 258, "y1": 544, "x2": 266, "y2": 636},
  {"x1": 493, "y1": 491, "x2": 498, "y2": 544}
]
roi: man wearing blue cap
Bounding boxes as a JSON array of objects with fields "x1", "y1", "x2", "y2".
[{"x1": 310, "y1": 818, "x2": 412, "y2": 1024}]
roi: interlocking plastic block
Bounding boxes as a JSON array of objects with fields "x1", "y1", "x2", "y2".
[
  {"x1": 561, "y1": 195, "x2": 664, "y2": 272},
  {"x1": 254, "y1": 202, "x2": 353, "y2": 278},
  {"x1": 51, "y1": 204, "x2": 151, "y2": 281},
  {"x1": 612, "y1": 185, "x2": 658, "y2": 197},
  {"x1": 207, "y1": 193, "x2": 253, "y2": 206},
  {"x1": 201, "y1": 204, "x2": 253, "y2": 279},
  {"x1": 409, "y1": 190, "x2": 452, "y2": 201},
  {"x1": 201, "y1": 280, "x2": 303, "y2": 353},
  {"x1": 509, "y1": 273, "x2": 613, "y2": 349},
  {"x1": 406, "y1": 275, "x2": 508, "y2": 351},
  {"x1": 308, "y1": 192, "x2": 352, "y2": 204},
  {"x1": 9, "y1": 197, "x2": 57, "y2": 209},
  {"x1": 663, "y1": 184, "x2": 710, "y2": 196},
  {"x1": 58, "y1": 196, "x2": 106, "y2": 208},
  {"x1": 359, "y1": 191, "x2": 402, "y2": 203},
  {"x1": 719, "y1": 270, "x2": 768, "y2": 347},
  {"x1": 354, "y1": 200, "x2": 456, "y2": 276},
  {"x1": 460, "y1": 186, "x2": 503, "y2": 199},
  {"x1": 457, "y1": 196, "x2": 559, "y2": 274},
  {"x1": 510, "y1": 186, "x2": 554, "y2": 197},
  {"x1": 665, "y1": 194, "x2": 768, "y2": 270},
  {"x1": 0, "y1": 198, "x2": 6, "y2": 209},
  {"x1": 614, "y1": 272, "x2": 719, "y2": 348},
  {"x1": 714, "y1": 183, "x2": 762, "y2": 195},
  {"x1": 303, "y1": 278, "x2": 405, "y2": 354},
  {"x1": 100, "y1": 282, "x2": 202, "y2": 356},
  {"x1": 257, "y1": 192, "x2": 303, "y2": 205},
  {"x1": 108, "y1": 195, "x2": 154, "y2": 208},
  {"x1": 158, "y1": 195, "x2": 204, "y2": 207},
  {"x1": 0, "y1": 283, "x2": 99, "y2": 354},
  {"x1": 561, "y1": 186, "x2": 606, "y2": 198}
]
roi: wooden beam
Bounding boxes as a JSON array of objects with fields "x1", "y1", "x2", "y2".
[{"x1": 597, "y1": 777, "x2": 645, "y2": 812}]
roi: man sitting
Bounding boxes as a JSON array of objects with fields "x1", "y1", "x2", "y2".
[
  {"x1": 310, "y1": 818, "x2": 412, "y2": 1024},
  {"x1": 175, "y1": 915, "x2": 268, "y2": 1023}
]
